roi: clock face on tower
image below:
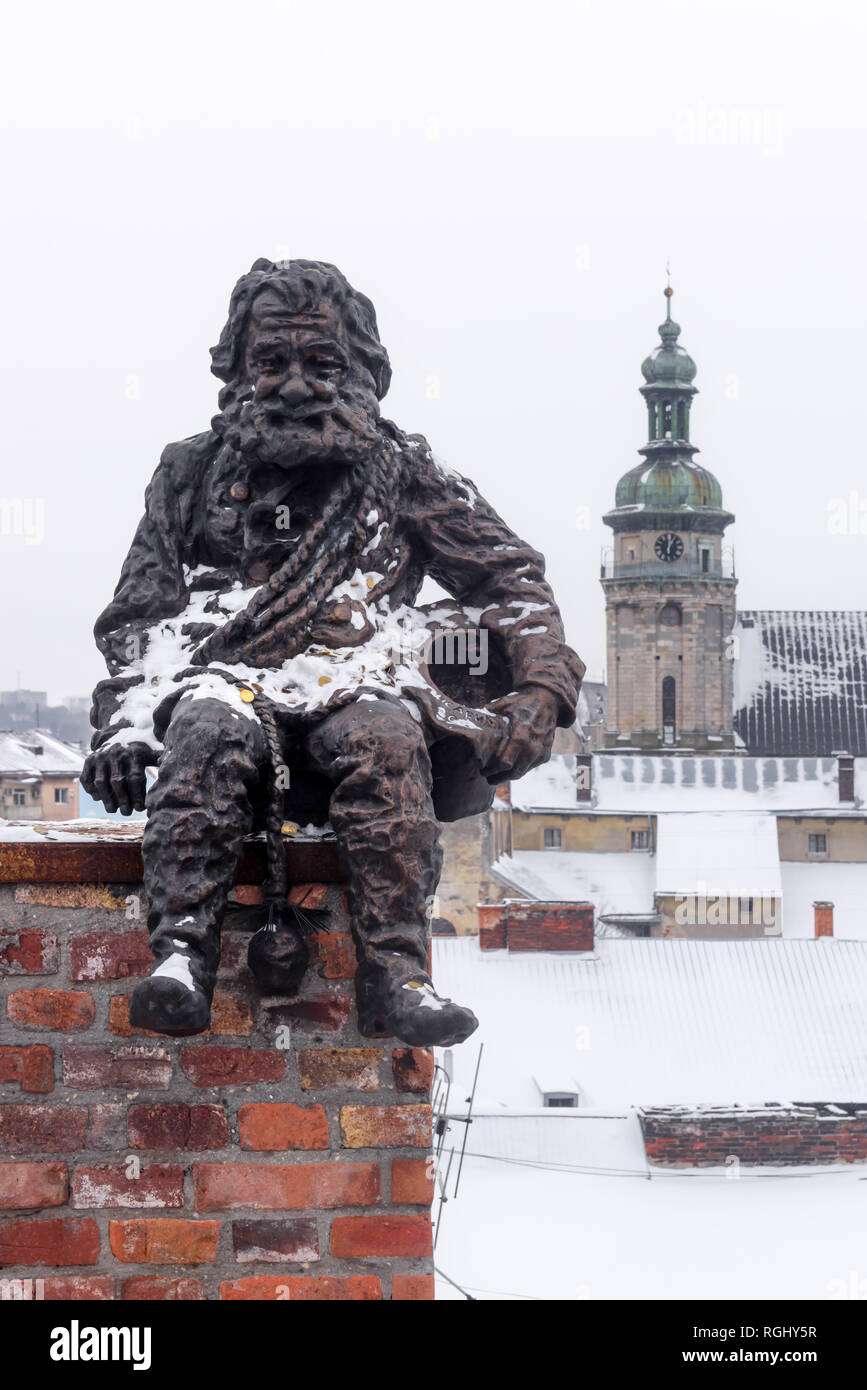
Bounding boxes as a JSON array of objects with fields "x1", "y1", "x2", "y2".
[{"x1": 655, "y1": 532, "x2": 684, "y2": 562}]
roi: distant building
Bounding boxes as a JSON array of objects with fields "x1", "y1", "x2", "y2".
[
  {"x1": 0, "y1": 691, "x2": 92, "y2": 746},
  {"x1": 0, "y1": 730, "x2": 83, "y2": 821}
]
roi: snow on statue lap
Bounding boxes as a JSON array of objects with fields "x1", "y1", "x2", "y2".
[{"x1": 81, "y1": 258, "x2": 585, "y2": 1043}]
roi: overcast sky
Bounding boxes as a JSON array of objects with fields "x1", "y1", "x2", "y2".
[{"x1": 1, "y1": 0, "x2": 865, "y2": 705}]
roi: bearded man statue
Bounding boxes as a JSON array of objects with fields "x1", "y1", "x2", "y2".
[{"x1": 82, "y1": 259, "x2": 585, "y2": 1046}]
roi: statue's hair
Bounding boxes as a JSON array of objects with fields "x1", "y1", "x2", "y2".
[{"x1": 210, "y1": 258, "x2": 392, "y2": 403}]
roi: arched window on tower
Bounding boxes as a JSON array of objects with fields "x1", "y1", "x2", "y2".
[
  {"x1": 659, "y1": 603, "x2": 682, "y2": 627},
  {"x1": 662, "y1": 676, "x2": 676, "y2": 746},
  {"x1": 663, "y1": 401, "x2": 672, "y2": 438}
]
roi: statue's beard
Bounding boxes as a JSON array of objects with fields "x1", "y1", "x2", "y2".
[{"x1": 214, "y1": 386, "x2": 381, "y2": 470}]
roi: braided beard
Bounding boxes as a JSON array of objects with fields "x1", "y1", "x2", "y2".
[{"x1": 192, "y1": 433, "x2": 406, "y2": 669}]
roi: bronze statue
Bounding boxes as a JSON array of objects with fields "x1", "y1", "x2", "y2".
[{"x1": 82, "y1": 260, "x2": 584, "y2": 1045}]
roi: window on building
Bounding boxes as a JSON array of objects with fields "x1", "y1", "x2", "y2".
[
  {"x1": 12, "y1": 789, "x2": 27, "y2": 807},
  {"x1": 839, "y1": 757, "x2": 855, "y2": 802},
  {"x1": 54, "y1": 787, "x2": 69, "y2": 805},
  {"x1": 808, "y1": 833, "x2": 828, "y2": 856},
  {"x1": 545, "y1": 1095, "x2": 578, "y2": 1108},
  {"x1": 659, "y1": 603, "x2": 681, "y2": 627},
  {"x1": 699, "y1": 546, "x2": 710, "y2": 573},
  {"x1": 662, "y1": 675, "x2": 676, "y2": 745},
  {"x1": 543, "y1": 828, "x2": 562, "y2": 849},
  {"x1": 631, "y1": 829, "x2": 650, "y2": 851}
]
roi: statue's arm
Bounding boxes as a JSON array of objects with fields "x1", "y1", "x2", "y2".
[{"x1": 410, "y1": 450, "x2": 585, "y2": 727}]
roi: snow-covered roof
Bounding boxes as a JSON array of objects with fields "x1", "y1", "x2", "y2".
[
  {"x1": 491, "y1": 848, "x2": 655, "y2": 916},
  {"x1": 655, "y1": 812, "x2": 782, "y2": 897},
  {"x1": 733, "y1": 610, "x2": 867, "y2": 756},
  {"x1": 432, "y1": 936, "x2": 867, "y2": 1109},
  {"x1": 0, "y1": 730, "x2": 84, "y2": 777},
  {"x1": 511, "y1": 752, "x2": 863, "y2": 813}
]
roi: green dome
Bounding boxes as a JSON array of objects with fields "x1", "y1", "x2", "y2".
[
  {"x1": 641, "y1": 316, "x2": 697, "y2": 385},
  {"x1": 615, "y1": 458, "x2": 723, "y2": 510}
]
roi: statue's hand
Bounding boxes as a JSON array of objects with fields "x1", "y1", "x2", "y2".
[
  {"x1": 81, "y1": 742, "x2": 154, "y2": 816},
  {"x1": 482, "y1": 687, "x2": 560, "y2": 782}
]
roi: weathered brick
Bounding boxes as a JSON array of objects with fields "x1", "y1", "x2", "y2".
[
  {"x1": 392, "y1": 1048, "x2": 434, "y2": 1093},
  {"x1": 0, "y1": 927, "x2": 59, "y2": 975},
  {"x1": 0, "y1": 1044, "x2": 54, "y2": 1093},
  {"x1": 121, "y1": 1277, "x2": 206, "y2": 1300},
  {"x1": 262, "y1": 994, "x2": 352, "y2": 1033},
  {"x1": 0, "y1": 1217, "x2": 100, "y2": 1267},
  {"x1": 70, "y1": 929, "x2": 153, "y2": 981},
  {"x1": 391, "y1": 1158, "x2": 434, "y2": 1206},
  {"x1": 392, "y1": 1274, "x2": 435, "y2": 1300},
  {"x1": 331, "y1": 1214, "x2": 432, "y2": 1258},
  {"x1": 88, "y1": 1103, "x2": 126, "y2": 1152},
  {"x1": 0, "y1": 1162, "x2": 68, "y2": 1210},
  {"x1": 232, "y1": 1218, "x2": 319, "y2": 1264},
  {"x1": 238, "y1": 1103, "x2": 328, "y2": 1151},
  {"x1": 220, "y1": 1275, "x2": 381, "y2": 1300},
  {"x1": 7, "y1": 988, "x2": 95, "y2": 1031},
  {"x1": 0, "y1": 1276, "x2": 114, "y2": 1300},
  {"x1": 194, "y1": 1162, "x2": 380, "y2": 1211},
  {"x1": 128, "y1": 1103, "x2": 230, "y2": 1151},
  {"x1": 340, "y1": 1105, "x2": 432, "y2": 1149},
  {"x1": 296, "y1": 1048, "x2": 381, "y2": 1092},
  {"x1": 109, "y1": 1219, "x2": 220, "y2": 1265},
  {"x1": 180, "y1": 1047, "x2": 285, "y2": 1088},
  {"x1": 72, "y1": 1165, "x2": 184, "y2": 1210},
  {"x1": 0, "y1": 1106, "x2": 87, "y2": 1154},
  {"x1": 314, "y1": 933, "x2": 357, "y2": 979},
  {"x1": 110, "y1": 992, "x2": 252, "y2": 1038},
  {"x1": 288, "y1": 883, "x2": 328, "y2": 908},
  {"x1": 217, "y1": 934, "x2": 247, "y2": 976},
  {"x1": 63, "y1": 1046, "x2": 172, "y2": 1090},
  {"x1": 14, "y1": 883, "x2": 128, "y2": 910}
]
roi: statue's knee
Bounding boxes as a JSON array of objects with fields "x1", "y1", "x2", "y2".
[{"x1": 166, "y1": 696, "x2": 260, "y2": 760}]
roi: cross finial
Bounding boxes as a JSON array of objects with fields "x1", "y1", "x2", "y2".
[{"x1": 664, "y1": 261, "x2": 673, "y2": 319}]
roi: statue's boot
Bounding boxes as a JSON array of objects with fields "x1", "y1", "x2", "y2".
[
  {"x1": 356, "y1": 959, "x2": 478, "y2": 1047},
  {"x1": 129, "y1": 926, "x2": 219, "y2": 1037},
  {"x1": 307, "y1": 699, "x2": 479, "y2": 1050}
]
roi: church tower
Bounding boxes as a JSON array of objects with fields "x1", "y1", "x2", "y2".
[{"x1": 601, "y1": 285, "x2": 737, "y2": 751}]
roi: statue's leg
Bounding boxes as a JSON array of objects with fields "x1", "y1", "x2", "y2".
[
  {"x1": 306, "y1": 699, "x2": 478, "y2": 1048},
  {"x1": 130, "y1": 695, "x2": 268, "y2": 1036}
]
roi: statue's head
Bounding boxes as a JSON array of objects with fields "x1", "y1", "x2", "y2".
[{"x1": 211, "y1": 259, "x2": 391, "y2": 469}]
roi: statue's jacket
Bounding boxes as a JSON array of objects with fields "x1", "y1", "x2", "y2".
[{"x1": 91, "y1": 424, "x2": 584, "y2": 820}]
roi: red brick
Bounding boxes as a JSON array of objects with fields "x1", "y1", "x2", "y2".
[
  {"x1": 14, "y1": 883, "x2": 129, "y2": 909},
  {"x1": 0, "y1": 927, "x2": 59, "y2": 975},
  {"x1": 238, "y1": 1103, "x2": 329, "y2": 1151},
  {"x1": 70, "y1": 930, "x2": 153, "y2": 981},
  {"x1": 128, "y1": 1103, "x2": 230, "y2": 1151},
  {"x1": 477, "y1": 903, "x2": 506, "y2": 949},
  {"x1": 109, "y1": 1219, "x2": 220, "y2": 1265},
  {"x1": 218, "y1": 934, "x2": 247, "y2": 976},
  {"x1": 0, "y1": 1106, "x2": 87, "y2": 1154},
  {"x1": 288, "y1": 883, "x2": 328, "y2": 908},
  {"x1": 7, "y1": 988, "x2": 95, "y2": 1031},
  {"x1": 63, "y1": 1046, "x2": 172, "y2": 1090},
  {"x1": 392, "y1": 1274, "x2": 436, "y2": 1300},
  {"x1": 232, "y1": 1218, "x2": 319, "y2": 1263},
  {"x1": 88, "y1": 1103, "x2": 126, "y2": 1152},
  {"x1": 331, "y1": 1214, "x2": 432, "y2": 1258},
  {"x1": 220, "y1": 1276, "x2": 381, "y2": 1300},
  {"x1": 392, "y1": 1048, "x2": 434, "y2": 1093},
  {"x1": 122, "y1": 1277, "x2": 206, "y2": 1300},
  {"x1": 0, "y1": 1276, "x2": 114, "y2": 1300},
  {"x1": 314, "y1": 933, "x2": 357, "y2": 979},
  {"x1": 232, "y1": 884, "x2": 263, "y2": 905},
  {"x1": 0, "y1": 1162, "x2": 68, "y2": 1209},
  {"x1": 194, "y1": 1162, "x2": 380, "y2": 1211},
  {"x1": 391, "y1": 1158, "x2": 434, "y2": 1206},
  {"x1": 340, "y1": 1105, "x2": 432, "y2": 1149},
  {"x1": 503, "y1": 902, "x2": 594, "y2": 952},
  {"x1": 72, "y1": 1165, "x2": 184, "y2": 1210},
  {"x1": 109, "y1": 991, "x2": 252, "y2": 1038},
  {"x1": 296, "y1": 1048, "x2": 381, "y2": 1092},
  {"x1": 0, "y1": 1217, "x2": 100, "y2": 1267},
  {"x1": 180, "y1": 1047, "x2": 285, "y2": 1088},
  {"x1": 263, "y1": 994, "x2": 352, "y2": 1032},
  {"x1": 0, "y1": 1044, "x2": 54, "y2": 1093}
]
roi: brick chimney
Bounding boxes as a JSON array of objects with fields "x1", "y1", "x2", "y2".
[
  {"x1": 813, "y1": 901, "x2": 834, "y2": 938},
  {"x1": 478, "y1": 900, "x2": 594, "y2": 951}
]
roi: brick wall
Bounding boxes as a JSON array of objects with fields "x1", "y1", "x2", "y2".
[
  {"x1": 0, "y1": 834, "x2": 434, "y2": 1301},
  {"x1": 478, "y1": 900, "x2": 594, "y2": 951},
  {"x1": 640, "y1": 1104, "x2": 867, "y2": 1167}
]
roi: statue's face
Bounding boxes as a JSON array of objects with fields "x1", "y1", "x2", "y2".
[{"x1": 233, "y1": 289, "x2": 381, "y2": 468}]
